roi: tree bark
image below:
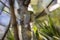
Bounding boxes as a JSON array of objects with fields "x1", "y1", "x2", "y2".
[
  {"x1": 17, "y1": 0, "x2": 31, "y2": 40},
  {"x1": 9, "y1": 0, "x2": 19, "y2": 40}
]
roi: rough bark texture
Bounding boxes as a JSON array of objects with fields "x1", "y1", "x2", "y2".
[
  {"x1": 17, "y1": 0, "x2": 31, "y2": 40},
  {"x1": 9, "y1": 0, "x2": 19, "y2": 40}
]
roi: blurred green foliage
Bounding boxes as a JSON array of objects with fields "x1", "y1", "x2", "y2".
[
  {"x1": 33, "y1": 8, "x2": 60, "y2": 40},
  {"x1": 6, "y1": 29, "x2": 14, "y2": 40}
]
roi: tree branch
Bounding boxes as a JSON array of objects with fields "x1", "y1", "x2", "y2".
[
  {"x1": 9, "y1": 0, "x2": 19, "y2": 40},
  {"x1": 0, "y1": 1, "x2": 9, "y2": 9},
  {"x1": 1, "y1": 19, "x2": 11, "y2": 40},
  {"x1": 35, "y1": 0, "x2": 54, "y2": 19}
]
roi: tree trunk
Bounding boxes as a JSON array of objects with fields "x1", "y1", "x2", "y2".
[
  {"x1": 17, "y1": 0, "x2": 31, "y2": 40},
  {"x1": 9, "y1": 0, "x2": 19, "y2": 40}
]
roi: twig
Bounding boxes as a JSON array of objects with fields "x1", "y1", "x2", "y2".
[
  {"x1": 0, "y1": 1, "x2": 10, "y2": 9},
  {"x1": 1, "y1": 19, "x2": 11, "y2": 40},
  {"x1": 35, "y1": 0, "x2": 54, "y2": 19}
]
